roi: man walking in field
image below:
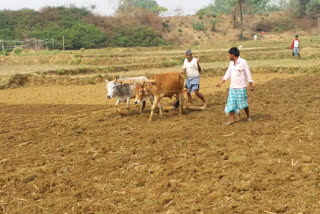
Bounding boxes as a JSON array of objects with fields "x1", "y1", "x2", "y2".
[
  {"x1": 291, "y1": 35, "x2": 301, "y2": 59},
  {"x1": 182, "y1": 49, "x2": 207, "y2": 108},
  {"x1": 216, "y1": 47, "x2": 254, "y2": 125}
]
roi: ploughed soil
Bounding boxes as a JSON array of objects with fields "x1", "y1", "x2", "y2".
[{"x1": 0, "y1": 73, "x2": 319, "y2": 214}]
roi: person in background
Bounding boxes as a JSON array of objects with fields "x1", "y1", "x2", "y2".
[{"x1": 291, "y1": 35, "x2": 301, "y2": 59}]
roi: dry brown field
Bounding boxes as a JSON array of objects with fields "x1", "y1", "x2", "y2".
[{"x1": 1, "y1": 38, "x2": 320, "y2": 213}]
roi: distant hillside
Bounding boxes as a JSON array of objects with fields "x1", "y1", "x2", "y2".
[
  {"x1": 160, "y1": 11, "x2": 317, "y2": 46},
  {"x1": 0, "y1": 6, "x2": 165, "y2": 52},
  {"x1": 0, "y1": 6, "x2": 317, "y2": 52}
]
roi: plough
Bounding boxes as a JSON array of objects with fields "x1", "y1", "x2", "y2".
[{"x1": 115, "y1": 78, "x2": 156, "y2": 84}]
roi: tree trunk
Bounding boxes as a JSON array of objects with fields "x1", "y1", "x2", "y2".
[
  {"x1": 232, "y1": 8, "x2": 237, "y2": 29},
  {"x1": 240, "y1": 1, "x2": 243, "y2": 40},
  {"x1": 233, "y1": 14, "x2": 237, "y2": 28}
]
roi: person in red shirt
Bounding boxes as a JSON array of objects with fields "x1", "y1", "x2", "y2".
[{"x1": 291, "y1": 35, "x2": 301, "y2": 59}]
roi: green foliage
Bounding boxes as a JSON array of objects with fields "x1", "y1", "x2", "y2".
[
  {"x1": 306, "y1": 0, "x2": 320, "y2": 15},
  {"x1": 0, "y1": 28, "x2": 15, "y2": 40},
  {"x1": 108, "y1": 25, "x2": 165, "y2": 47},
  {"x1": 197, "y1": 4, "x2": 217, "y2": 17},
  {"x1": 196, "y1": 0, "x2": 233, "y2": 16},
  {"x1": 274, "y1": 17, "x2": 294, "y2": 32},
  {"x1": 162, "y1": 22, "x2": 169, "y2": 27},
  {"x1": 162, "y1": 22, "x2": 171, "y2": 32},
  {"x1": 0, "y1": 49, "x2": 8, "y2": 55},
  {"x1": 255, "y1": 16, "x2": 294, "y2": 32},
  {"x1": 292, "y1": 0, "x2": 311, "y2": 17},
  {"x1": 0, "y1": 7, "x2": 107, "y2": 49},
  {"x1": 134, "y1": 0, "x2": 167, "y2": 14},
  {"x1": 214, "y1": 0, "x2": 235, "y2": 14},
  {"x1": 117, "y1": 0, "x2": 167, "y2": 15},
  {"x1": 0, "y1": 5, "x2": 168, "y2": 49},
  {"x1": 67, "y1": 22, "x2": 106, "y2": 49},
  {"x1": 57, "y1": 69, "x2": 65, "y2": 75},
  {"x1": 31, "y1": 22, "x2": 106, "y2": 50},
  {"x1": 197, "y1": 0, "x2": 283, "y2": 16},
  {"x1": 209, "y1": 19, "x2": 222, "y2": 32},
  {"x1": 192, "y1": 21, "x2": 205, "y2": 31},
  {"x1": 178, "y1": 29, "x2": 183, "y2": 33},
  {"x1": 0, "y1": 11, "x2": 16, "y2": 40},
  {"x1": 14, "y1": 48, "x2": 22, "y2": 55},
  {"x1": 250, "y1": 0, "x2": 280, "y2": 13}
]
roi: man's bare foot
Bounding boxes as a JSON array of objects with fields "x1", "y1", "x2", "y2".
[
  {"x1": 202, "y1": 102, "x2": 207, "y2": 108},
  {"x1": 225, "y1": 121, "x2": 234, "y2": 126},
  {"x1": 247, "y1": 117, "x2": 252, "y2": 122}
]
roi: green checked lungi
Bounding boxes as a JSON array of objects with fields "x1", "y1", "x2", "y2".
[{"x1": 225, "y1": 88, "x2": 248, "y2": 114}]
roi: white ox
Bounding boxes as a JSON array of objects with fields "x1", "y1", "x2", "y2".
[{"x1": 105, "y1": 76, "x2": 151, "y2": 112}]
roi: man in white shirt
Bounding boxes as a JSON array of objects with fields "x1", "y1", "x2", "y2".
[
  {"x1": 181, "y1": 49, "x2": 207, "y2": 108},
  {"x1": 216, "y1": 47, "x2": 254, "y2": 125}
]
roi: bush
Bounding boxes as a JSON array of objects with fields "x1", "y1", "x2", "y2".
[
  {"x1": 57, "y1": 69, "x2": 65, "y2": 75},
  {"x1": 210, "y1": 13, "x2": 217, "y2": 18},
  {"x1": 192, "y1": 21, "x2": 205, "y2": 31},
  {"x1": 0, "y1": 7, "x2": 107, "y2": 50},
  {"x1": 31, "y1": 21, "x2": 107, "y2": 50},
  {"x1": 178, "y1": 29, "x2": 182, "y2": 33},
  {"x1": 255, "y1": 20, "x2": 273, "y2": 32},
  {"x1": 273, "y1": 18, "x2": 294, "y2": 32},
  {"x1": 108, "y1": 25, "x2": 165, "y2": 47},
  {"x1": 209, "y1": 19, "x2": 221, "y2": 32},
  {"x1": 14, "y1": 48, "x2": 22, "y2": 55},
  {"x1": 0, "y1": 49, "x2": 8, "y2": 56},
  {"x1": 162, "y1": 22, "x2": 169, "y2": 27},
  {"x1": 0, "y1": 6, "x2": 168, "y2": 49}
]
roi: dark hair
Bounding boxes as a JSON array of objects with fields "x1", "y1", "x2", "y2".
[
  {"x1": 295, "y1": 35, "x2": 298, "y2": 38},
  {"x1": 228, "y1": 47, "x2": 240, "y2": 57},
  {"x1": 185, "y1": 49, "x2": 192, "y2": 55}
]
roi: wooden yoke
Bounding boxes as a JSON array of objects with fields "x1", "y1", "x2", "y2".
[{"x1": 115, "y1": 79, "x2": 156, "y2": 85}]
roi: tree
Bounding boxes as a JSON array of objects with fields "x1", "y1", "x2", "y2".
[
  {"x1": 231, "y1": 0, "x2": 251, "y2": 39},
  {"x1": 251, "y1": 0, "x2": 272, "y2": 13},
  {"x1": 116, "y1": 0, "x2": 167, "y2": 15},
  {"x1": 0, "y1": 11, "x2": 16, "y2": 40},
  {"x1": 295, "y1": 0, "x2": 311, "y2": 17},
  {"x1": 306, "y1": 0, "x2": 320, "y2": 15},
  {"x1": 196, "y1": 0, "x2": 234, "y2": 16},
  {"x1": 214, "y1": 0, "x2": 234, "y2": 14},
  {"x1": 117, "y1": 0, "x2": 135, "y2": 14},
  {"x1": 134, "y1": 0, "x2": 167, "y2": 14}
]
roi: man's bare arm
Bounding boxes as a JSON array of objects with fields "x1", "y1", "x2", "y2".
[{"x1": 197, "y1": 60, "x2": 201, "y2": 73}]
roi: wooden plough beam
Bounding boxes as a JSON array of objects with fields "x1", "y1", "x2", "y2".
[{"x1": 115, "y1": 79, "x2": 156, "y2": 85}]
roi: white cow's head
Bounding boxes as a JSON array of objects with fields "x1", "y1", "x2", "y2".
[{"x1": 105, "y1": 80, "x2": 122, "y2": 99}]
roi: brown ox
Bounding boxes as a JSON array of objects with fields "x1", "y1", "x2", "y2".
[{"x1": 134, "y1": 71, "x2": 185, "y2": 121}]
